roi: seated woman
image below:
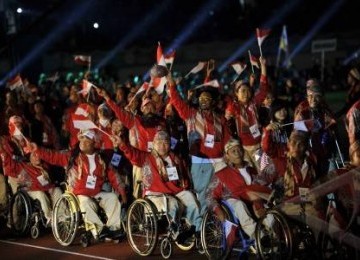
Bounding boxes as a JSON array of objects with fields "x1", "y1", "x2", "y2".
[
  {"x1": 114, "y1": 130, "x2": 202, "y2": 240},
  {"x1": 205, "y1": 138, "x2": 272, "y2": 240}
]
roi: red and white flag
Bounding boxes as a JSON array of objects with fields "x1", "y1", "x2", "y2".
[
  {"x1": 231, "y1": 62, "x2": 247, "y2": 75},
  {"x1": 74, "y1": 103, "x2": 92, "y2": 117},
  {"x1": 150, "y1": 76, "x2": 167, "y2": 94},
  {"x1": 79, "y1": 80, "x2": 97, "y2": 96},
  {"x1": 135, "y1": 82, "x2": 150, "y2": 95},
  {"x1": 8, "y1": 121, "x2": 22, "y2": 136},
  {"x1": 223, "y1": 220, "x2": 238, "y2": 249},
  {"x1": 74, "y1": 55, "x2": 91, "y2": 66},
  {"x1": 164, "y1": 50, "x2": 176, "y2": 65},
  {"x1": 249, "y1": 55, "x2": 260, "y2": 69},
  {"x1": 7, "y1": 74, "x2": 23, "y2": 90},
  {"x1": 157, "y1": 42, "x2": 166, "y2": 67},
  {"x1": 256, "y1": 28, "x2": 271, "y2": 47},
  {"x1": 73, "y1": 119, "x2": 97, "y2": 130},
  {"x1": 185, "y1": 61, "x2": 207, "y2": 77},
  {"x1": 193, "y1": 79, "x2": 220, "y2": 90}
]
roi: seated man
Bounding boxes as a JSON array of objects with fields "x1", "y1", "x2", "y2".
[
  {"x1": 28, "y1": 129, "x2": 127, "y2": 240},
  {"x1": 206, "y1": 138, "x2": 272, "y2": 240},
  {"x1": 0, "y1": 144, "x2": 62, "y2": 226},
  {"x1": 115, "y1": 130, "x2": 202, "y2": 240}
]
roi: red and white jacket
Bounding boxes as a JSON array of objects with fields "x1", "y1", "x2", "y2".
[{"x1": 35, "y1": 147, "x2": 126, "y2": 198}]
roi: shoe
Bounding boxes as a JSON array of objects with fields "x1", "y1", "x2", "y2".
[
  {"x1": 176, "y1": 226, "x2": 195, "y2": 244},
  {"x1": 109, "y1": 229, "x2": 126, "y2": 240},
  {"x1": 99, "y1": 227, "x2": 110, "y2": 240}
]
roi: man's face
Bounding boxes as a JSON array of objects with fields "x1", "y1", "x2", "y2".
[
  {"x1": 307, "y1": 90, "x2": 322, "y2": 108},
  {"x1": 153, "y1": 139, "x2": 170, "y2": 157},
  {"x1": 111, "y1": 119, "x2": 124, "y2": 135},
  {"x1": 236, "y1": 85, "x2": 252, "y2": 104},
  {"x1": 226, "y1": 145, "x2": 244, "y2": 165},
  {"x1": 79, "y1": 136, "x2": 95, "y2": 154},
  {"x1": 199, "y1": 92, "x2": 213, "y2": 110},
  {"x1": 288, "y1": 137, "x2": 307, "y2": 158}
]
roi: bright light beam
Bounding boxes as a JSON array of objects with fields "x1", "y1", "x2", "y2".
[
  {"x1": 287, "y1": 0, "x2": 345, "y2": 64},
  {"x1": 219, "y1": 0, "x2": 301, "y2": 72},
  {"x1": 143, "y1": 0, "x2": 222, "y2": 80},
  {"x1": 0, "y1": 0, "x2": 94, "y2": 86},
  {"x1": 95, "y1": 0, "x2": 171, "y2": 70}
]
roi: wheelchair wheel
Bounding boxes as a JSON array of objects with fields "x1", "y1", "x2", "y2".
[
  {"x1": 10, "y1": 190, "x2": 32, "y2": 236},
  {"x1": 52, "y1": 193, "x2": 80, "y2": 246},
  {"x1": 201, "y1": 204, "x2": 233, "y2": 260},
  {"x1": 126, "y1": 199, "x2": 158, "y2": 256},
  {"x1": 31, "y1": 225, "x2": 40, "y2": 239},
  {"x1": 160, "y1": 237, "x2": 172, "y2": 259},
  {"x1": 255, "y1": 209, "x2": 293, "y2": 260}
]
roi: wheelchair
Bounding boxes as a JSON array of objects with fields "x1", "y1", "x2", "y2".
[
  {"x1": 200, "y1": 200, "x2": 258, "y2": 260},
  {"x1": 52, "y1": 184, "x2": 126, "y2": 247},
  {"x1": 10, "y1": 189, "x2": 48, "y2": 239},
  {"x1": 126, "y1": 194, "x2": 196, "y2": 259}
]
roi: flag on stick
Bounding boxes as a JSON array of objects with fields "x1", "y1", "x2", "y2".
[
  {"x1": 231, "y1": 62, "x2": 247, "y2": 75},
  {"x1": 7, "y1": 74, "x2": 23, "y2": 90},
  {"x1": 74, "y1": 55, "x2": 91, "y2": 66},
  {"x1": 276, "y1": 25, "x2": 290, "y2": 68},
  {"x1": 256, "y1": 28, "x2": 271, "y2": 57},
  {"x1": 223, "y1": 220, "x2": 238, "y2": 249},
  {"x1": 164, "y1": 50, "x2": 176, "y2": 71},
  {"x1": 193, "y1": 79, "x2": 220, "y2": 90},
  {"x1": 157, "y1": 42, "x2": 166, "y2": 67},
  {"x1": 185, "y1": 62, "x2": 207, "y2": 78},
  {"x1": 79, "y1": 80, "x2": 97, "y2": 97},
  {"x1": 248, "y1": 51, "x2": 259, "y2": 74}
]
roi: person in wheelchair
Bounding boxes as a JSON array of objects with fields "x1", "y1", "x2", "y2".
[
  {"x1": 28, "y1": 129, "x2": 127, "y2": 240},
  {"x1": 206, "y1": 138, "x2": 272, "y2": 240},
  {"x1": 114, "y1": 130, "x2": 202, "y2": 242},
  {"x1": 0, "y1": 144, "x2": 62, "y2": 227}
]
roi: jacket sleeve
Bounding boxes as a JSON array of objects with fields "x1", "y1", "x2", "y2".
[
  {"x1": 254, "y1": 74, "x2": 269, "y2": 105},
  {"x1": 118, "y1": 142, "x2": 146, "y2": 167},
  {"x1": 168, "y1": 83, "x2": 193, "y2": 121},
  {"x1": 106, "y1": 99, "x2": 135, "y2": 129},
  {"x1": 107, "y1": 165, "x2": 127, "y2": 199},
  {"x1": 0, "y1": 152, "x2": 23, "y2": 177},
  {"x1": 36, "y1": 147, "x2": 70, "y2": 168}
]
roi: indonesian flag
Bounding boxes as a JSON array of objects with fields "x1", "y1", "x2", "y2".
[
  {"x1": 231, "y1": 62, "x2": 247, "y2": 75},
  {"x1": 150, "y1": 77, "x2": 167, "y2": 94},
  {"x1": 249, "y1": 55, "x2": 260, "y2": 69},
  {"x1": 8, "y1": 121, "x2": 22, "y2": 136},
  {"x1": 193, "y1": 79, "x2": 220, "y2": 90},
  {"x1": 157, "y1": 42, "x2": 166, "y2": 66},
  {"x1": 164, "y1": 50, "x2": 176, "y2": 65},
  {"x1": 7, "y1": 74, "x2": 23, "y2": 90},
  {"x1": 135, "y1": 82, "x2": 150, "y2": 95},
  {"x1": 79, "y1": 80, "x2": 97, "y2": 96},
  {"x1": 185, "y1": 61, "x2": 207, "y2": 77},
  {"x1": 256, "y1": 28, "x2": 271, "y2": 47},
  {"x1": 74, "y1": 55, "x2": 91, "y2": 66},
  {"x1": 74, "y1": 103, "x2": 91, "y2": 117},
  {"x1": 223, "y1": 220, "x2": 238, "y2": 249},
  {"x1": 73, "y1": 119, "x2": 97, "y2": 131}
]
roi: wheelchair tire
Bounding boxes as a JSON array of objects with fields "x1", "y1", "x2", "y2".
[
  {"x1": 201, "y1": 203, "x2": 234, "y2": 260},
  {"x1": 52, "y1": 193, "x2": 80, "y2": 246},
  {"x1": 10, "y1": 190, "x2": 32, "y2": 236},
  {"x1": 126, "y1": 199, "x2": 158, "y2": 256},
  {"x1": 31, "y1": 225, "x2": 40, "y2": 239},
  {"x1": 255, "y1": 209, "x2": 293, "y2": 260},
  {"x1": 160, "y1": 237, "x2": 172, "y2": 259}
]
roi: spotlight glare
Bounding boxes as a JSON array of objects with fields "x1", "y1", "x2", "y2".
[
  {"x1": 17, "y1": 7, "x2": 23, "y2": 14},
  {"x1": 93, "y1": 22, "x2": 99, "y2": 29}
]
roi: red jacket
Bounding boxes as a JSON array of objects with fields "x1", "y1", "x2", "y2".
[
  {"x1": 36, "y1": 148, "x2": 126, "y2": 198},
  {"x1": 206, "y1": 165, "x2": 270, "y2": 214},
  {"x1": 169, "y1": 84, "x2": 231, "y2": 158},
  {"x1": 107, "y1": 99, "x2": 166, "y2": 152},
  {"x1": 225, "y1": 75, "x2": 269, "y2": 146},
  {"x1": 119, "y1": 142, "x2": 190, "y2": 196},
  {"x1": 0, "y1": 152, "x2": 54, "y2": 192}
]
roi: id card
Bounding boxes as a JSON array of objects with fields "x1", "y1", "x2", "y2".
[
  {"x1": 170, "y1": 137, "x2": 178, "y2": 150},
  {"x1": 204, "y1": 134, "x2": 215, "y2": 148},
  {"x1": 147, "y1": 141, "x2": 153, "y2": 152},
  {"x1": 86, "y1": 175, "x2": 97, "y2": 189},
  {"x1": 37, "y1": 175, "x2": 49, "y2": 186},
  {"x1": 299, "y1": 187, "x2": 310, "y2": 202},
  {"x1": 249, "y1": 124, "x2": 261, "y2": 138},
  {"x1": 166, "y1": 167, "x2": 179, "y2": 181},
  {"x1": 111, "y1": 153, "x2": 122, "y2": 167}
]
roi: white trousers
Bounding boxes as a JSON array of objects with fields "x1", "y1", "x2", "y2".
[{"x1": 28, "y1": 187, "x2": 62, "y2": 221}]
